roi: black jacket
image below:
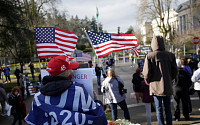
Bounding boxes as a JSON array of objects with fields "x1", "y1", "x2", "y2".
[
  {"x1": 174, "y1": 67, "x2": 192, "y2": 92},
  {"x1": 95, "y1": 67, "x2": 101, "y2": 76},
  {"x1": 132, "y1": 73, "x2": 143, "y2": 92},
  {"x1": 40, "y1": 76, "x2": 73, "y2": 96}
]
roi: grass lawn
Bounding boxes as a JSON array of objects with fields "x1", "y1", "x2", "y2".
[{"x1": 105, "y1": 110, "x2": 112, "y2": 121}]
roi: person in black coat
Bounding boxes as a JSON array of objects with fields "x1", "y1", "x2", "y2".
[
  {"x1": 14, "y1": 68, "x2": 20, "y2": 86},
  {"x1": 132, "y1": 68, "x2": 143, "y2": 103},
  {"x1": 173, "y1": 59, "x2": 192, "y2": 121},
  {"x1": 95, "y1": 63, "x2": 102, "y2": 86},
  {"x1": 8, "y1": 87, "x2": 24, "y2": 125}
]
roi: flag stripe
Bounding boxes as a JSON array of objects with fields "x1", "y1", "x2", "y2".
[
  {"x1": 37, "y1": 51, "x2": 64, "y2": 53},
  {"x1": 93, "y1": 42, "x2": 137, "y2": 49},
  {"x1": 111, "y1": 38, "x2": 137, "y2": 41},
  {"x1": 55, "y1": 28, "x2": 78, "y2": 36},
  {"x1": 97, "y1": 48, "x2": 129, "y2": 58},
  {"x1": 55, "y1": 41, "x2": 76, "y2": 49},
  {"x1": 131, "y1": 45, "x2": 140, "y2": 57},
  {"x1": 55, "y1": 35, "x2": 78, "y2": 43},
  {"x1": 111, "y1": 33, "x2": 136, "y2": 36}
]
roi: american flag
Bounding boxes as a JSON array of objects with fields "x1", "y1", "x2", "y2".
[
  {"x1": 35, "y1": 27, "x2": 78, "y2": 59},
  {"x1": 85, "y1": 31, "x2": 137, "y2": 58},
  {"x1": 76, "y1": 53, "x2": 91, "y2": 62},
  {"x1": 131, "y1": 44, "x2": 140, "y2": 57}
]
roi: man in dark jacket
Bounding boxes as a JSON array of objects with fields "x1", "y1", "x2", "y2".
[
  {"x1": 28, "y1": 62, "x2": 34, "y2": 80},
  {"x1": 0, "y1": 83, "x2": 7, "y2": 115},
  {"x1": 173, "y1": 59, "x2": 191, "y2": 121},
  {"x1": 143, "y1": 36, "x2": 177, "y2": 125},
  {"x1": 14, "y1": 68, "x2": 20, "y2": 86},
  {"x1": 95, "y1": 63, "x2": 102, "y2": 86},
  {"x1": 25, "y1": 55, "x2": 107, "y2": 125}
]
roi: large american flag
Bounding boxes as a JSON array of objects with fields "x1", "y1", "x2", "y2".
[
  {"x1": 86, "y1": 31, "x2": 137, "y2": 58},
  {"x1": 35, "y1": 27, "x2": 78, "y2": 59}
]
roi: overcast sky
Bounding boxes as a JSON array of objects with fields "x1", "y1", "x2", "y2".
[{"x1": 56, "y1": 0, "x2": 188, "y2": 33}]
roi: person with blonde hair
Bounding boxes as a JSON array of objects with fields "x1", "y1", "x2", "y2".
[{"x1": 101, "y1": 68, "x2": 130, "y2": 121}]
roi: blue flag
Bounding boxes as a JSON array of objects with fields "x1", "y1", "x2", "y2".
[{"x1": 25, "y1": 82, "x2": 107, "y2": 125}]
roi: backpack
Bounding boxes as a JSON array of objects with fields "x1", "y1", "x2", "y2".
[{"x1": 116, "y1": 78, "x2": 127, "y2": 96}]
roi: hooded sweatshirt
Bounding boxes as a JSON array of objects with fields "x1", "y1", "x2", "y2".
[
  {"x1": 143, "y1": 36, "x2": 177, "y2": 96},
  {"x1": 25, "y1": 75, "x2": 107, "y2": 125}
]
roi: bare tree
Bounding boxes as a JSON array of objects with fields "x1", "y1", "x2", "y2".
[{"x1": 137, "y1": 0, "x2": 178, "y2": 43}]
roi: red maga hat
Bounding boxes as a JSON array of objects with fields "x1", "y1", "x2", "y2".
[
  {"x1": 46, "y1": 55, "x2": 79, "y2": 76},
  {"x1": 136, "y1": 68, "x2": 141, "y2": 73}
]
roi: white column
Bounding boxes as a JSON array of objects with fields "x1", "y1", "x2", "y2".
[
  {"x1": 186, "y1": 14, "x2": 188, "y2": 31},
  {"x1": 182, "y1": 15, "x2": 184, "y2": 34},
  {"x1": 179, "y1": 16, "x2": 182, "y2": 35}
]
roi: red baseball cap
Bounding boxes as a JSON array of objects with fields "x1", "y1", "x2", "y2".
[
  {"x1": 46, "y1": 55, "x2": 79, "y2": 76},
  {"x1": 136, "y1": 68, "x2": 141, "y2": 73}
]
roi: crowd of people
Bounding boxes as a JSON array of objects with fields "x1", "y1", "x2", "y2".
[
  {"x1": 0, "y1": 62, "x2": 36, "y2": 125},
  {"x1": 1, "y1": 36, "x2": 200, "y2": 125},
  {"x1": 0, "y1": 62, "x2": 35, "y2": 84},
  {"x1": 95, "y1": 36, "x2": 200, "y2": 124}
]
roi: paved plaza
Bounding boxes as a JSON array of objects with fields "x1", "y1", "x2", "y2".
[{"x1": 1, "y1": 62, "x2": 200, "y2": 125}]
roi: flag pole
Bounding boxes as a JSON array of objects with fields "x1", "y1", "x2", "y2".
[
  {"x1": 82, "y1": 28, "x2": 99, "y2": 59},
  {"x1": 96, "y1": 6, "x2": 100, "y2": 64},
  {"x1": 38, "y1": 58, "x2": 42, "y2": 81}
]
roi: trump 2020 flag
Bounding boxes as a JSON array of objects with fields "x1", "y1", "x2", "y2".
[
  {"x1": 85, "y1": 30, "x2": 137, "y2": 58},
  {"x1": 25, "y1": 82, "x2": 107, "y2": 125},
  {"x1": 35, "y1": 27, "x2": 78, "y2": 59}
]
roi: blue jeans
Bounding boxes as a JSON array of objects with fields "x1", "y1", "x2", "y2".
[
  {"x1": 110, "y1": 100, "x2": 130, "y2": 121},
  {"x1": 12, "y1": 113, "x2": 22, "y2": 125},
  {"x1": 153, "y1": 96, "x2": 172, "y2": 125},
  {"x1": 0, "y1": 101, "x2": 5, "y2": 113},
  {"x1": 97, "y1": 76, "x2": 101, "y2": 86}
]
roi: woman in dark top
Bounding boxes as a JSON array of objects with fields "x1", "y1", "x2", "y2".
[
  {"x1": 8, "y1": 87, "x2": 24, "y2": 125},
  {"x1": 132, "y1": 68, "x2": 143, "y2": 103},
  {"x1": 174, "y1": 59, "x2": 192, "y2": 121}
]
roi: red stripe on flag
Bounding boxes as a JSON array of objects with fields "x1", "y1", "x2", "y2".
[
  {"x1": 111, "y1": 33, "x2": 135, "y2": 36},
  {"x1": 93, "y1": 43, "x2": 137, "y2": 50},
  {"x1": 55, "y1": 37, "x2": 77, "y2": 44},
  {"x1": 111, "y1": 38, "x2": 137, "y2": 41},
  {"x1": 55, "y1": 32, "x2": 78, "y2": 40},
  {"x1": 55, "y1": 28, "x2": 77, "y2": 36},
  {"x1": 55, "y1": 41, "x2": 76, "y2": 49},
  {"x1": 37, "y1": 46, "x2": 58, "y2": 49},
  {"x1": 37, "y1": 51, "x2": 64, "y2": 53},
  {"x1": 97, "y1": 48, "x2": 130, "y2": 58}
]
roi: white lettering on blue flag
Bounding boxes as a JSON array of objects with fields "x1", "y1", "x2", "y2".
[{"x1": 25, "y1": 83, "x2": 107, "y2": 125}]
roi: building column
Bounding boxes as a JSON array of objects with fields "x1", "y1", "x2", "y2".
[
  {"x1": 179, "y1": 16, "x2": 182, "y2": 35},
  {"x1": 181, "y1": 15, "x2": 184, "y2": 34}
]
